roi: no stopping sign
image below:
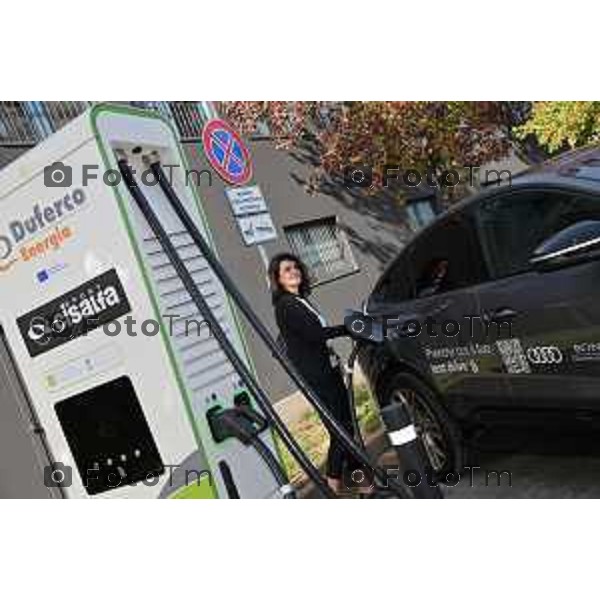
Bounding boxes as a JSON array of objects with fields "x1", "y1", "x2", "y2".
[{"x1": 202, "y1": 119, "x2": 252, "y2": 186}]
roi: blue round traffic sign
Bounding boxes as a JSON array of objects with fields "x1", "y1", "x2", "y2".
[{"x1": 202, "y1": 119, "x2": 252, "y2": 186}]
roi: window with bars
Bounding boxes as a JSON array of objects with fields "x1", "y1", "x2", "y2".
[
  {"x1": 284, "y1": 217, "x2": 359, "y2": 285},
  {"x1": 405, "y1": 198, "x2": 437, "y2": 232},
  {"x1": 0, "y1": 102, "x2": 45, "y2": 144},
  {"x1": 0, "y1": 101, "x2": 91, "y2": 146},
  {"x1": 249, "y1": 120, "x2": 271, "y2": 139}
]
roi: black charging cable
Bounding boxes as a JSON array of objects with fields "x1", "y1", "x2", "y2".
[{"x1": 345, "y1": 343, "x2": 367, "y2": 452}]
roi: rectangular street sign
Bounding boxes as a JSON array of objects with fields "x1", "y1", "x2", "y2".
[
  {"x1": 236, "y1": 212, "x2": 278, "y2": 246},
  {"x1": 225, "y1": 185, "x2": 268, "y2": 216}
]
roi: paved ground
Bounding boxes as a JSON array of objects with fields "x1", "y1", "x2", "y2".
[
  {"x1": 445, "y1": 430, "x2": 600, "y2": 499},
  {"x1": 299, "y1": 427, "x2": 600, "y2": 499},
  {"x1": 444, "y1": 452, "x2": 600, "y2": 498},
  {"x1": 281, "y1": 384, "x2": 600, "y2": 499}
]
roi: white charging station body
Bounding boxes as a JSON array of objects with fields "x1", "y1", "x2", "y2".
[{"x1": 0, "y1": 105, "x2": 281, "y2": 499}]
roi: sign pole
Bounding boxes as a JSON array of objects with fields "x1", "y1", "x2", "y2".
[{"x1": 257, "y1": 244, "x2": 270, "y2": 289}]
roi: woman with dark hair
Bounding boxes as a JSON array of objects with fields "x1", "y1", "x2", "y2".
[{"x1": 268, "y1": 252, "x2": 361, "y2": 494}]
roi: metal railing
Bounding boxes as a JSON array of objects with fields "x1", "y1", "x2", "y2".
[
  {"x1": 39, "y1": 101, "x2": 92, "y2": 134},
  {"x1": 121, "y1": 102, "x2": 207, "y2": 139},
  {"x1": 167, "y1": 102, "x2": 206, "y2": 140},
  {"x1": 0, "y1": 101, "x2": 211, "y2": 169},
  {"x1": 0, "y1": 102, "x2": 41, "y2": 146}
]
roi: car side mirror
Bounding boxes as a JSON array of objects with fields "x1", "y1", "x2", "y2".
[{"x1": 530, "y1": 220, "x2": 600, "y2": 271}]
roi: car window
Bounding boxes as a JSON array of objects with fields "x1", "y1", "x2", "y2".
[
  {"x1": 550, "y1": 193, "x2": 600, "y2": 231},
  {"x1": 371, "y1": 250, "x2": 415, "y2": 304},
  {"x1": 476, "y1": 189, "x2": 600, "y2": 279},
  {"x1": 411, "y1": 212, "x2": 489, "y2": 298}
]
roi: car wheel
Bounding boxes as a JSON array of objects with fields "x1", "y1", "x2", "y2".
[{"x1": 381, "y1": 372, "x2": 463, "y2": 477}]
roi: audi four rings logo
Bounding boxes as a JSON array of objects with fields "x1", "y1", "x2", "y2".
[{"x1": 526, "y1": 346, "x2": 563, "y2": 365}]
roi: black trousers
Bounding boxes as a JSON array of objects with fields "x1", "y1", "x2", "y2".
[{"x1": 311, "y1": 366, "x2": 362, "y2": 480}]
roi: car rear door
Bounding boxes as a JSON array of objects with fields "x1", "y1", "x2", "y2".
[{"x1": 472, "y1": 186, "x2": 600, "y2": 411}]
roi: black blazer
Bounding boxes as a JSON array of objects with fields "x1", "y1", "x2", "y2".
[{"x1": 273, "y1": 291, "x2": 347, "y2": 389}]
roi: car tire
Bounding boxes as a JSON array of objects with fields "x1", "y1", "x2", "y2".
[{"x1": 380, "y1": 371, "x2": 464, "y2": 479}]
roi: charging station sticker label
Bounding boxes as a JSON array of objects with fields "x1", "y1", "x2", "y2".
[{"x1": 16, "y1": 269, "x2": 132, "y2": 358}]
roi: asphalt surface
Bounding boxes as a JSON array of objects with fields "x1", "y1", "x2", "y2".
[
  {"x1": 444, "y1": 452, "x2": 600, "y2": 498},
  {"x1": 445, "y1": 429, "x2": 600, "y2": 499},
  {"x1": 300, "y1": 427, "x2": 600, "y2": 499}
]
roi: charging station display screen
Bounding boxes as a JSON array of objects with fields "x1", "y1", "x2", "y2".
[{"x1": 55, "y1": 376, "x2": 164, "y2": 495}]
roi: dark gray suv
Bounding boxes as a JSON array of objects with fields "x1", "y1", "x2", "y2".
[{"x1": 359, "y1": 147, "x2": 600, "y2": 474}]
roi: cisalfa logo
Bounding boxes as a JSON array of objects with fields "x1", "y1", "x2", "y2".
[
  {"x1": 0, "y1": 188, "x2": 86, "y2": 273},
  {"x1": 17, "y1": 269, "x2": 131, "y2": 357}
]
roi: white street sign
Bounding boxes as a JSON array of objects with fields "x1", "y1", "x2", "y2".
[
  {"x1": 225, "y1": 185, "x2": 268, "y2": 216},
  {"x1": 237, "y1": 212, "x2": 278, "y2": 246}
]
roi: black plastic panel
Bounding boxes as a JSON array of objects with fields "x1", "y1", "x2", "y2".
[{"x1": 55, "y1": 376, "x2": 164, "y2": 495}]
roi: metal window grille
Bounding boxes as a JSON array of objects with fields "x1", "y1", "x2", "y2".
[
  {"x1": 0, "y1": 102, "x2": 41, "y2": 145},
  {"x1": 115, "y1": 101, "x2": 206, "y2": 139},
  {"x1": 167, "y1": 102, "x2": 207, "y2": 140},
  {"x1": 128, "y1": 101, "x2": 172, "y2": 121},
  {"x1": 284, "y1": 217, "x2": 359, "y2": 284},
  {"x1": 40, "y1": 101, "x2": 91, "y2": 132},
  {"x1": 0, "y1": 101, "x2": 91, "y2": 147},
  {"x1": 405, "y1": 199, "x2": 436, "y2": 232}
]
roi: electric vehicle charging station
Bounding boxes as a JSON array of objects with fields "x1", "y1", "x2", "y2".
[
  {"x1": 0, "y1": 103, "x2": 440, "y2": 500},
  {"x1": 0, "y1": 105, "x2": 286, "y2": 499}
]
